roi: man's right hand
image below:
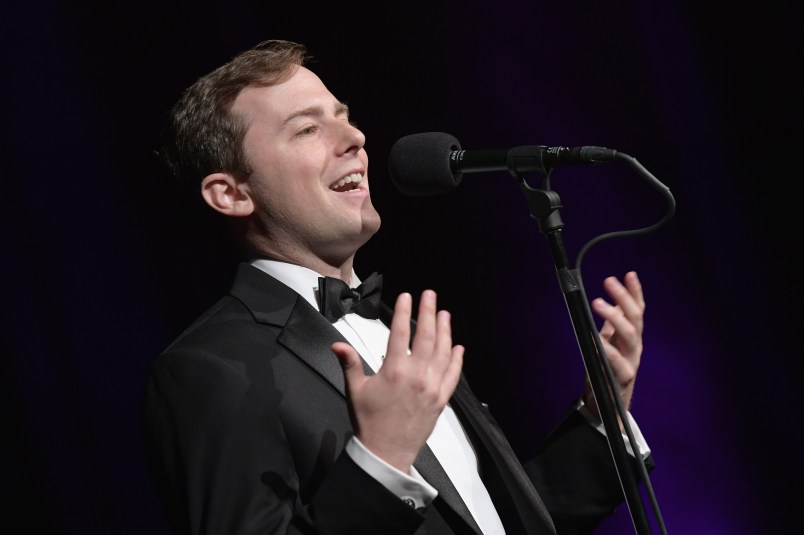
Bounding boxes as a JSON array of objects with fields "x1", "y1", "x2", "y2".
[{"x1": 331, "y1": 290, "x2": 464, "y2": 474}]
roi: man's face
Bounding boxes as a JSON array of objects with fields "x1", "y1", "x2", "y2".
[{"x1": 232, "y1": 66, "x2": 381, "y2": 266}]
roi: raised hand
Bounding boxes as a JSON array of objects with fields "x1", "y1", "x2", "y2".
[
  {"x1": 585, "y1": 271, "x2": 645, "y2": 418},
  {"x1": 331, "y1": 290, "x2": 464, "y2": 473}
]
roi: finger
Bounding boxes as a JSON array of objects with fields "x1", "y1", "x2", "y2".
[
  {"x1": 439, "y1": 344, "x2": 464, "y2": 402},
  {"x1": 410, "y1": 290, "x2": 438, "y2": 358},
  {"x1": 430, "y1": 309, "x2": 455, "y2": 375},
  {"x1": 386, "y1": 292, "x2": 413, "y2": 361},
  {"x1": 624, "y1": 271, "x2": 645, "y2": 310},
  {"x1": 592, "y1": 298, "x2": 637, "y2": 350},
  {"x1": 331, "y1": 342, "x2": 367, "y2": 388},
  {"x1": 603, "y1": 276, "x2": 643, "y2": 330},
  {"x1": 602, "y1": 277, "x2": 631, "y2": 309},
  {"x1": 599, "y1": 335, "x2": 637, "y2": 385},
  {"x1": 599, "y1": 316, "x2": 615, "y2": 339},
  {"x1": 592, "y1": 319, "x2": 634, "y2": 374}
]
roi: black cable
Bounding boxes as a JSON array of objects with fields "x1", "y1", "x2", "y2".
[{"x1": 573, "y1": 151, "x2": 675, "y2": 535}]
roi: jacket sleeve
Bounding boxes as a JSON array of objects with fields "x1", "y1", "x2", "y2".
[
  {"x1": 523, "y1": 406, "x2": 656, "y2": 535},
  {"x1": 143, "y1": 348, "x2": 425, "y2": 535}
]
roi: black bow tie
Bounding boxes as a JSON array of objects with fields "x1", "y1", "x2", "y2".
[{"x1": 317, "y1": 272, "x2": 383, "y2": 323}]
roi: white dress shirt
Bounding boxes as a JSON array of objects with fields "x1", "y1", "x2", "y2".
[{"x1": 250, "y1": 258, "x2": 650, "y2": 534}]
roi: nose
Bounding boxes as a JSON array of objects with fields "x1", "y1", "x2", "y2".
[{"x1": 338, "y1": 120, "x2": 366, "y2": 155}]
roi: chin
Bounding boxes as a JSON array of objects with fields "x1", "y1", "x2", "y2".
[
  {"x1": 362, "y1": 206, "x2": 381, "y2": 233},
  {"x1": 345, "y1": 218, "x2": 380, "y2": 254},
  {"x1": 362, "y1": 220, "x2": 381, "y2": 242}
]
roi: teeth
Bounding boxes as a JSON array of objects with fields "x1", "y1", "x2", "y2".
[{"x1": 330, "y1": 173, "x2": 363, "y2": 190}]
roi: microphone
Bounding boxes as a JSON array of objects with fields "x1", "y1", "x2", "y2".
[{"x1": 388, "y1": 132, "x2": 617, "y2": 196}]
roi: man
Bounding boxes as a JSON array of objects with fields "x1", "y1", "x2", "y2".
[{"x1": 144, "y1": 39, "x2": 652, "y2": 534}]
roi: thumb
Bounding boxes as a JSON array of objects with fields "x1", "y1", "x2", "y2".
[{"x1": 331, "y1": 342, "x2": 366, "y2": 387}]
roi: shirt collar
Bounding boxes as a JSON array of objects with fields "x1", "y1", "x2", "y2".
[{"x1": 248, "y1": 258, "x2": 361, "y2": 310}]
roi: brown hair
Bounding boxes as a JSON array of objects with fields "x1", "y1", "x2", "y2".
[{"x1": 161, "y1": 40, "x2": 310, "y2": 185}]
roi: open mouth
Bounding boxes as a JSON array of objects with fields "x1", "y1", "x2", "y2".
[{"x1": 330, "y1": 172, "x2": 363, "y2": 193}]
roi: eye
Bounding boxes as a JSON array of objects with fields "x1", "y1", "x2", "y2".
[{"x1": 296, "y1": 124, "x2": 318, "y2": 137}]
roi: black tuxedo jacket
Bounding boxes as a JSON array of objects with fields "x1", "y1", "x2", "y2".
[{"x1": 144, "y1": 263, "x2": 643, "y2": 534}]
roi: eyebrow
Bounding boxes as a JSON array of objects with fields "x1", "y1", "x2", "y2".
[{"x1": 282, "y1": 101, "x2": 350, "y2": 126}]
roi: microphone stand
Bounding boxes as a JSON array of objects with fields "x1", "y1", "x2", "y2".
[{"x1": 515, "y1": 177, "x2": 654, "y2": 534}]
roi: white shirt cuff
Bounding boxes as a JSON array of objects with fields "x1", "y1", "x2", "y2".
[
  {"x1": 576, "y1": 399, "x2": 652, "y2": 460},
  {"x1": 345, "y1": 436, "x2": 438, "y2": 509}
]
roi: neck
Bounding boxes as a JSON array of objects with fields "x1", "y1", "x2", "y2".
[
  {"x1": 245, "y1": 245, "x2": 355, "y2": 283},
  {"x1": 304, "y1": 256, "x2": 354, "y2": 282}
]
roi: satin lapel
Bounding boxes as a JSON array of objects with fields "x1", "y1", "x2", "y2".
[
  {"x1": 414, "y1": 444, "x2": 483, "y2": 535},
  {"x1": 450, "y1": 380, "x2": 556, "y2": 535},
  {"x1": 282, "y1": 300, "x2": 353, "y2": 394},
  {"x1": 230, "y1": 263, "x2": 372, "y2": 397}
]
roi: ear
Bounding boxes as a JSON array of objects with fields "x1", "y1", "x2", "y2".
[{"x1": 200, "y1": 172, "x2": 254, "y2": 217}]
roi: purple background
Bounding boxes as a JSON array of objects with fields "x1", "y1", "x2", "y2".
[{"x1": 3, "y1": 1, "x2": 801, "y2": 533}]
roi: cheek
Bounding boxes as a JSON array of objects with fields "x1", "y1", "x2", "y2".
[
  {"x1": 249, "y1": 146, "x2": 327, "y2": 207},
  {"x1": 279, "y1": 149, "x2": 326, "y2": 188}
]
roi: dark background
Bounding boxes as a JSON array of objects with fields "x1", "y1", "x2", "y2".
[{"x1": 3, "y1": 1, "x2": 801, "y2": 533}]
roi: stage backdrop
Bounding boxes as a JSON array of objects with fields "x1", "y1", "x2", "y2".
[{"x1": 3, "y1": 1, "x2": 801, "y2": 533}]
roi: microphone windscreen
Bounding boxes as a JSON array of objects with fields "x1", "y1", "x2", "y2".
[{"x1": 388, "y1": 132, "x2": 463, "y2": 196}]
